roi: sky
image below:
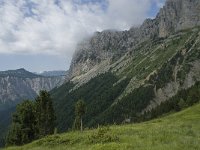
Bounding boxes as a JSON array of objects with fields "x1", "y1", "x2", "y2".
[{"x1": 0, "y1": 0, "x2": 165, "y2": 72}]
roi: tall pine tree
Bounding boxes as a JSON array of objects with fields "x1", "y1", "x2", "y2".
[
  {"x1": 73, "y1": 100, "x2": 86, "y2": 132},
  {"x1": 35, "y1": 90, "x2": 56, "y2": 138}
]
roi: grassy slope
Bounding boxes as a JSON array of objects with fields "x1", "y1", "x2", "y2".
[{"x1": 6, "y1": 103, "x2": 200, "y2": 150}]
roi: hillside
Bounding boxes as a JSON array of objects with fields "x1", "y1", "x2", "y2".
[
  {"x1": 6, "y1": 102, "x2": 200, "y2": 150},
  {"x1": 50, "y1": 26, "x2": 200, "y2": 132},
  {"x1": 47, "y1": 0, "x2": 200, "y2": 134},
  {"x1": 1, "y1": 0, "x2": 199, "y2": 135}
]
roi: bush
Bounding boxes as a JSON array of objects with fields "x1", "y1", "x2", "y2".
[
  {"x1": 35, "y1": 135, "x2": 70, "y2": 146},
  {"x1": 88, "y1": 126, "x2": 119, "y2": 144}
]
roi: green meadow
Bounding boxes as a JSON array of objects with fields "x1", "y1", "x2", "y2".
[{"x1": 6, "y1": 103, "x2": 200, "y2": 150}]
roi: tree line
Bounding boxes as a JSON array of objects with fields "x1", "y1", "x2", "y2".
[{"x1": 6, "y1": 90, "x2": 86, "y2": 147}]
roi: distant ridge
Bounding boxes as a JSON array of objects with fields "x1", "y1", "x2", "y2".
[
  {"x1": 0, "y1": 68, "x2": 66, "y2": 107},
  {"x1": 0, "y1": 68, "x2": 42, "y2": 78}
]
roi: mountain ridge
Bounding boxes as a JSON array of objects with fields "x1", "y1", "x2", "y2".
[
  {"x1": 0, "y1": 68, "x2": 42, "y2": 78},
  {"x1": 68, "y1": 0, "x2": 200, "y2": 80}
]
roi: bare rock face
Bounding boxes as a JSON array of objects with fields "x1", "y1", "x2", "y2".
[
  {"x1": 157, "y1": 0, "x2": 200, "y2": 37},
  {"x1": 69, "y1": 30, "x2": 129, "y2": 78},
  {"x1": 68, "y1": 0, "x2": 200, "y2": 80}
]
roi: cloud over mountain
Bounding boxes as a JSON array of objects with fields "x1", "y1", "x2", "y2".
[{"x1": 0, "y1": 0, "x2": 164, "y2": 58}]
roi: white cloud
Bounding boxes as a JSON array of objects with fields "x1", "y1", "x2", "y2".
[{"x1": 0, "y1": 0, "x2": 165, "y2": 59}]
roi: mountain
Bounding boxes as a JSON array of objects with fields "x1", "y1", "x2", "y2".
[
  {"x1": 5, "y1": 102, "x2": 200, "y2": 150},
  {"x1": 49, "y1": 0, "x2": 200, "y2": 132},
  {"x1": 2, "y1": 0, "x2": 200, "y2": 148},
  {"x1": 0, "y1": 68, "x2": 42, "y2": 78},
  {"x1": 0, "y1": 68, "x2": 65, "y2": 110},
  {"x1": 37, "y1": 70, "x2": 68, "y2": 77}
]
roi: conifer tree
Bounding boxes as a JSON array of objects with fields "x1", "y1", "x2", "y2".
[
  {"x1": 35, "y1": 90, "x2": 56, "y2": 138},
  {"x1": 74, "y1": 100, "x2": 86, "y2": 132}
]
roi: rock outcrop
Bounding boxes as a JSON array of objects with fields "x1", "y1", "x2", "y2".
[{"x1": 157, "y1": 0, "x2": 200, "y2": 37}]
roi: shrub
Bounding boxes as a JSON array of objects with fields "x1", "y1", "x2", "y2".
[{"x1": 88, "y1": 126, "x2": 119, "y2": 144}]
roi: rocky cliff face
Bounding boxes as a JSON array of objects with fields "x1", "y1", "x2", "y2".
[
  {"x1": 157, "y1": 0, "x2": 200, "y2": 37},
  {"x1": 69, "y1": 30, "x2": 129, "y2": 78},
  {"x1": 69, "y1": 0, "x2": 200, "y2": 79},
  {"x1": 0, "y1": 69, "x2": 65, "y2": 109}
]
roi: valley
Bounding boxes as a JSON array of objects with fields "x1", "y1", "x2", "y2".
[{"x1": 1, "y1": 0, "x2": 200, "y2": 149}]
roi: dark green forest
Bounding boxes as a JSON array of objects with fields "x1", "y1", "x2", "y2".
[
  {"x1": 51, "y1": 72, "x2": 156, "y2": 131},
  {"x1": 51, "y1": 72, "x2": 130, "y2": 131},
  {"x1": 51, "y1": 72, "x2": 200, "y2": 133}
]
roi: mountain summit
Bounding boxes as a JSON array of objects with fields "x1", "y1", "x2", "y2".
[{"x1": 69, "y1": 0, "x2": 200, "y2": 80}]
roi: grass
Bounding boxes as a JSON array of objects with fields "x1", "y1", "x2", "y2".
[{"x1": 5, "y1": 103, "x2": 200, "y2": 150}]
